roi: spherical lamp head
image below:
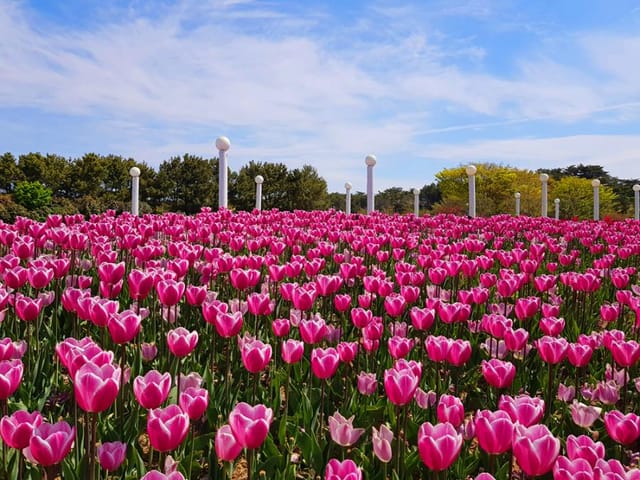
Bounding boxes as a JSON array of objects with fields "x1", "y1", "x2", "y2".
[
  {"x1": 365, "y1": 155, "x2": 377, "y2": 167},
  {"x1": 591, "y1": 179, "x2": 601, "y2": 188},
  {"x1": 465, "y1": 165, "x2": 477, "y2": 176},
  {"x1": 344, "y1": 182, "x2": 352, "y2": 191},
  {"x1": 515, "y1": 192, "x2": 521, "y2": 199},
  {"x1": 215, "y1": 136, "x2": 231, "y2": 151},
  {"x1": 539, "y1": 173, "x2": 549, "y2": 182},
  {"x1": 633, "y1": 184, "x2": 640, "y2": 192},
  {"x1": 129, "y1": 167, "x2": 141, "y2": 178},
  {"x1": 255, "y1": 175, "x2": 264, "y2": 185}
]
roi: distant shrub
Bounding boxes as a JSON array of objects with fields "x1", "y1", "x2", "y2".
[{"x1": 13, "y1": 181, "x2": 52, "y2": 210}]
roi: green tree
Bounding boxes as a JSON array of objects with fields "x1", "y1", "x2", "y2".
[
  {"x1": 230, "y1": 161, "x2": 290, "y2": 211},
  {"x1": 285, "y1": 165, "x2": 328, "y2": 210},
  {"x1": 155, "y1": 154, "x2": 217, "y2": 213},
  {"x1": 376, "y1": 187, "x2": 413, "y2": 214},
  {"x1": 13, "y1": 181, "x2": 52, "y2": 210},
  {"x1": 67, "y1": 153, "x2": 108, "y2": 198},
  {"x1": 0, "y1": 153, "x2": 25, "y2": 193},
  {"x1": 550, "y1": 176, "x2": 618, "y2": 219},
  {"x1": 419, "y1": 183, "x2": 442, "y2": 211}
]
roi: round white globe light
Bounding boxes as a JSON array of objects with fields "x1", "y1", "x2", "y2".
[
  {"x1": 554, "y1": 198, "x2": 560, "y2": 204},
  {"x1": 633, "y1": 184, "x2": 640, "y2": 192},
  {"x1": 344, "y1": 182, "x2": 352, "y2": 190},
  {"x1": 540, "y1": 173, "x2": 549, "y2": 182},
  {"x1": 255, "y1": 175, "x2": 264, "y2": 184},
  {"x1": 365, "y1": 155, "x2": 377, "y2": 167},
  {"x1": 465, "y1": 165, "x2": 477, "y2": 176},
  {"x1": 129, "y1": 167, "x2": 141, "y2": 177},
  {"x1": 412, "y1": 188, "x2": 420, "y2": 195},
  {"x1": 515, "y1": 192, "x2": 521, "y2": 199},
  {"x1": 591, "y1": 179, "x2": 601, "y2": 188},
  {"x1": 215, "y1": 136, "x2": 231, "y2": 151}
]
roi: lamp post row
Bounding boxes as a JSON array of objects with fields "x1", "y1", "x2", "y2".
[{"x1": 126, "y1": 142, "x2": 640, "y2": 220}]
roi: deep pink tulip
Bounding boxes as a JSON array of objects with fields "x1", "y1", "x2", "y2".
[
  {"x1": 228, "y1": 402, "x2": 273, "y2": 449},
  {"x1": 214, "y1": 311, "x2": 244, "y2": 338},
  {"x1": 271, "y1": 318, "x2": 291, "y2": 337},
  {"x1": 141, "y1": 343, "x2": 158, "y2": 362},
  {"x1": 97, "y1": 441, "x2": 127, "y2": 472},
  {"x1": 539, "y1": 316, "x2": 565, "y2": 336},
  {"x1": 417, "y1": 421, "x2": 463, "y2": 472},
  {"x1": 536, "y1": 336, "x2": 568, "y2": 364},
  {"x1": 328, "y1": 411, "x2": 365, "y2": 447},
  {"x1": 241, "y1": 339, "x2": 272, "y2": 373},
  {"x1": 0, "y1": 409, "x2": 43, "y2": 449},
  {"x1": 504, "y1": 328, "x2": 529, "y2": 352},
  {"x1": 281, "y1": 339, "x2": 304, "y2": 364},
  {"x1": 27, "y1": 420, "x2": 76, "y2": 466},
  {"x1": 229, "y1": 268, "x2": 261, "y2": 291},
  {"x1": 88, "y1": 298, "x2": 119, "y2": 328},
  {"x1": 128, "y1": 270, "x2": 155, "y2": 301},
  {"x1": 512, "y1": 423, "x2": 560, "y2": 477},
  {"x1": 481, "y1": 359, "x2": 516, "y2": 389},
  {"x1": 604, "y1": 410, "x2": 640, "y2": 445},
  {"x1": 384, "y1": 364, "x2": 419, "y2": 406},
  {"x1": 337, "y1": 342, "x2": 358, "y2": 364},
  {"x1": 0, "y1": 359, "x2": 23, "y2": 400},
  {"x1": 388, "y1": 336, "x2": 414, "y2": 360},
  {"x1": 425, "y1": 335, "x2": 451, "y2": 363},
  {"x1": 600, "y1": 303, "x2": 621, "y2": 323},
  {"x1": 74, "y1": 362, "x2": 121, "y2": 413},
  {"x1": 179, "y1": 386, "x2": 209, "y2": 420},
  {"x1": 446, "y1": 339, "x2": 471, "y2": 367},
  {"x1": 14, "y1": 295, "x2": 43, "y2": 322},
  {"x1": 436, "y1": 394, "x2": 465, "y2": 428},
  {"x1": 133, "y1": 370, "x2": 172, "y2": 409},
  {"x1": 311, "y1": 347, "x2": 340, "y2": 379},
  {"x1": 246, "y1": 292, "x2": 274, "y2": 316},
  {"x1": 185, "y1": 285, "x2": 207, "y2": 306},
  {"x1": 299, "y1": 317, "x2": 327, "y2": 345},
  {"x1": 141, "y1": 471, "x2": 185, "y2": 480},
  {"x1": 609, "y1": 340, "x2": 640, "y2": 368},
  {"x1": 215, "y1": 424, "x2": 242, "y2": 462},
  {"x1": 499, "y1": 394, "x2": 545, "y2": 427},
  {"x1": 108, "y1": 310, "x2": 142, "y2": 344},
  {"x1": 410, "y1": 307, "x2": 435, "y2": 331},
  {"x1": 156, "y1": 279, "x2": 185, "y2": 307},
  {"x1": 557, "y1": 383, "x2": 576, "y2": 402},
  {"x1": 27, "y1": 267, "x2": 54, "y2": 290},
  {"x1": 291, "y1": 285, "x2": 317, "y2": 311},
  {"x1": 333, "y1": 294, "x2": 351, "y2": 312},
  {"x1": 147, "y1": 404, "x2": 190, "y2": 452},
  {"x1": 372, "y1": 424, "x2": 393, "y2": 463},
  {"x1": 325, "y1": 458, "x2": 363, "y2": 480},
  {"x1": 350, "y1": 308, "x2": 373, "y2": 328},
  {"x1": 475, "y1": 410, "x2": 513, "y2": 455},
  {"x1": 98, "y1": 262, "x2": 125, "y2": 284},
  {"x1": 552, "y1": 456, "x2": 594, "y2": 480},
  {"x1": 383, "y1": 294, "x2": 406, "y2": 317},
  {"x1": 566, "y1": 434, "x2": 605, "y2": 467},
  {"x1": 514, "y1": 296, "x2": 540, "y2": 320},
  {"x1": 567, "y1": 343, "x2": 594, "y2": 368},
  {"x1": 167, "y1": 327, "x2": 198, "y2": 358}
]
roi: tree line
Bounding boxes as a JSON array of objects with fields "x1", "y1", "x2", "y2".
[{"x1": 1, "y1": 151, "x2": 638, "y2": 221}]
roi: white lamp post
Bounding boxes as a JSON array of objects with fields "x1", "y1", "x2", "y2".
[
  {"x1": 540, "y1": 173, "x2": 549, "y2": 217},
  {"x1": 554, "y1": 198, "x2": 560, "y2": 220},
  {"x1": 413, "y1": 188, "x2": 420, "y2": 217},
  {"x1": 129, "y1": 166, "x2": 141, "y2": 216},
  {"x1": 633, "y1": 184, "x2": 640, "y2": 221},
  {"x1": 466, "y1": 165, "x2": 477, "y2": 218},
  {"x1": 216, "y1": 136, "x2": 231, "y2": 209},
  {"x1": 515, "y1": 192, "x2": 521, "y2": 216},
  {"x1": 254, "y1": 175, "x2": 264, "y2": 211},
  {"x1": 365, "y1": 155, "x2": 376, "y2": 214},
  {"x1": 592, "y1": 179, "x2": 600, "y2": 220},
  {"x1": 344, "y1": 182, "x2": 352, "y2": 215}
]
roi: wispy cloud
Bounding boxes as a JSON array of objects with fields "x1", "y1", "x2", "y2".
[{"x1": 1, "y1": 0, "x2": 639, "y2": 192}]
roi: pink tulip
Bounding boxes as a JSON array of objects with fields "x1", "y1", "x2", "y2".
[
  {"x1": 512, "y1": 424, "x2": 560, "y2": 477},
  {"x1": 567, "y1": 343, "x2": 593, "y2": 368},
  {"x1": 436, "y1": 394, "x2": 465, "y2": 428},
  {"x1": 215, "y1": 424, "x2": 242, "y2": 462},
  {"x1": 474, "y1": 410, "x2": 513, "y2": 455},
  {"x1": 536, "y1": 336, "x2": 568, "y2": 364},
  {"x1": 498, "y1": 394, "x2": 545, "y2": 427},
  {"x1": 609, "y1": 340, "x2": 640, "y2": 368},
  {"x1": 328, "y1": 411, "x2": 365, "y2": 447},
  {"x1": 74, "y1": 362, "x2": 121, "y2": 413},
  {"x1": 27, "y1": 267, "x2": 54, "y2": 290},
  {"x1": 179, "y1": 386, "x2": 209, "y2": 420},
  {"x1": 337, "y1": 342, "x2": 358, "y2": 364},
  {"x1": 357, "y1": 371, "x2": 377, "y2": 396},
  {"x1": 410, "y1": 307, "x2": 435, "y2": 331},
  {"x1": 271, "y1": 318, "x2": 291, "y2": 337},
  {"x1": 388, "y1": 336, "x2": 414, "y2": 360},
  {"x1": 14, "y1": 294, "x2": 43, "y2": 322},
  {"x1": 128, "y1": 270, "x2": 155, "y2": 301},
  {"x1": 325, "y1": 458, "x2": 363, "y2": 480},
  {"x1": 0, "y1": 409, "x2": 43, "y2": 449},
  {"x1": 604, "y1": 410, "x2": 640, "y2": 445},
  {"x1": 147, "y1": 404, "x2": 190, "y2": 452},
  {"x1": 299, "y1": 317, "x2": 327, "y2": 345},
  {"x1": 141, "y1": 471, "x2": 185, "y2": 480},
  {"x1": 414, "y1": 388, "x2": 437, "y2": 409},
  {"x1": 570, "y1": 400, "x2": 602, "y2": 428},
  {"x1": 281, "y1": 339, "x2": 304, "y2": 364},
  {"x1": 241, "y1": 339, "x2": 272, "y2": 373},
  {"x1": 0, "y1": 359, "x2": 23, "y2": 400},
  {"x1": 504, "y1": 328, "x2": 529, "y2": 352},
  {"x1": 481, "y1": 359, "x2": 516, "y2": 389},
  {"x1": 372, "y1": 424, "x2": 393, "y2": 463},
  {"x1": 141, "y1": 343, "x2": 158, "y2": 362},
  {"x1": 167, "y1": 327, "x2": 198, "y2": 358},
  {"x1": 417, "y1": 421, "x2": 463, "y2": 471},
  {"x1": 425, "y1": 335, "x2": 451, "y2": 363},
  {"x1": 566, "y1": 434, "x2": 605, "y2": 467},
  {"x1": 185, "y1": 285, "x2": 207, "y2": 306},
  {"x1": 228, "y1": 402, "x2": 273, "y2": 449},
  {"x1": 97, "y1": 441, "x2": 127, "y2": 471},
  {"x1": 310, "y1": 347, "x2": 340, "y2": 379},
  {"x1": 246, "y1": 292, "x2": 274, "y2": 316},
  {"x1": 134, "y1": 370, "x2": 172, "y2": 410},
  {"x1": 156, "y1": 279, "x2": 185, "y2": 307},
  {"x1": 557, "y1": 383, "x2": 576, "y2": 402},
  {"x1": 27, "y1": 420, "x2": 76, "y2": 466},
  {"x1": 108, "y1": 310, "x2": 142, "y2": 344},
  {"x1": 229, "y1": 268, "x2": 261, "y2": 290}
]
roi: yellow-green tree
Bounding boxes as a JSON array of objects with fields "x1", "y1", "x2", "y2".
[{"x1": 549, "y1": 176, "x2": 618, "y2": 219}]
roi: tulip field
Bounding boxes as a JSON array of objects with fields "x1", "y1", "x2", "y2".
[{"x1": 3, "y1": 208, "x2": 640, "y2": 479}]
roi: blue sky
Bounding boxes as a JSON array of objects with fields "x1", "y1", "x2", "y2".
[{"x1": 1, "y1": 0, "x2": 640, "y2": 192}]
